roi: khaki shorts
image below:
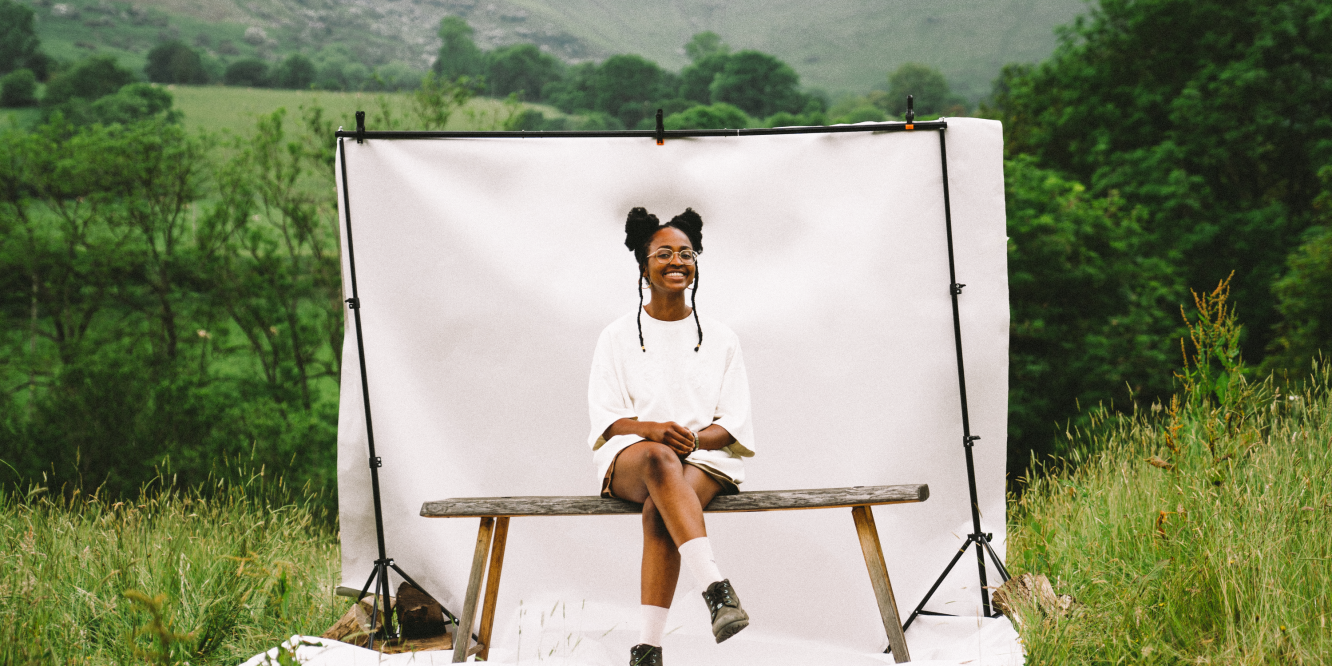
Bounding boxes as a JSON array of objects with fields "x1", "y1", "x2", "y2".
[{"x1": 601, "y1": 443, "x2": 739, "y2": 499}]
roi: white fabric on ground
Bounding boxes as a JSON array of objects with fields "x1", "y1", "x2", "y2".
[
  {"x1": 334, "y1": 118, "x2": 1011, "y2": 658},
  {"x1": 678, "y1": 536, "x2": 724, "y2": 588},
  {"x1": 238, "y1": 614, "x2": 1024, "y2": 665}
]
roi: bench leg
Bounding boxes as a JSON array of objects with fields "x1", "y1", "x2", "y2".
[
  {"x1": 477, "y1": 516, "x2": 509, "y2": 662},
  {"x1": 851, "y1": 505, "x2": 910, "y2": 663},
  {"x1": 453, "y1": 517, "x2": 495, "y2": 663}
]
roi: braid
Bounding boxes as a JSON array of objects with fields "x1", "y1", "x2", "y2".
[
  {"x1": 692, "y1": 264, "x2": 702, "y2": 352},
  {"x1": 637, "y1": 274, "x2": 646, "y2": 352}
]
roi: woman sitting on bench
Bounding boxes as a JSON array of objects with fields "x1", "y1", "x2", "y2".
[{"x1": 588, "y1": 207, "x2": 757, "y2": 666}]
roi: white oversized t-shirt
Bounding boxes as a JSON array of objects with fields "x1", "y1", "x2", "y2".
[{"x1": 587, "y1": 307, "x2": 756, "y2": 489}]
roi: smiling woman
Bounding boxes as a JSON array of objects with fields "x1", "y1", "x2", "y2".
[{"x1": 586, "y1": 207, "x2": 756, "y2": 666}]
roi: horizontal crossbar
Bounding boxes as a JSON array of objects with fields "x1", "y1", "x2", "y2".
[{"x1": 421, "y1": 484, "x2": 928, "y2": 518}]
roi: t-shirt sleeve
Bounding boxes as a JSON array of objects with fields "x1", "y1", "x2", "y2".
[
  {"x1": 588, "y1": 327, "x2": 636, "y2": 451},
  {"x1": 713, "y1": 339, "x2": 755, "y2": 457}
]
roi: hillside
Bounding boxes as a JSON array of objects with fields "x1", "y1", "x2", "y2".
[{"x1": 24, "y1": 0, "x2": 1089, "y2": 101}]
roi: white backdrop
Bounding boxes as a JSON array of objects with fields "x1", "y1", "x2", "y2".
[{"x1": 334, "y1": 118, "x2": 1010, "y2": 660}]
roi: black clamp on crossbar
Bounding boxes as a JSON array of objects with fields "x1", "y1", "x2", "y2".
[
  {"x1": 346, "y1": 297, "x2": 360, "y2": 310},
  {"x1": 370, "y1": 456, "x2": 382, "y2": 468},
  {"x1": 951, "y1": 283, "x2": 966, "y2": 295},
  {"x1": 356, "y1": 111, "x2": 366, "y2": 144},
  {"x1": 964, "y1": 435, "x2": 981, "y2": 447},
  {"x1": 655, "y1": 109, "x2": 665, "y2": 145},
  {"x1": 905, "y1": 95, "x2": 915, "y2": 129}
]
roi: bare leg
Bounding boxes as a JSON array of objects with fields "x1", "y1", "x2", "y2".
[{"x1": 607, "y1": 442, "x2": 722, "y2": 607}]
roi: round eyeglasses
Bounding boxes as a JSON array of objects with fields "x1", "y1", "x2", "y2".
[{"x1": 650, "y1": 248, "x2": 698, "y2": 264}]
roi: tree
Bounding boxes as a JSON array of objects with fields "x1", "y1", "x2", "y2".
[
  {"x1": 1004, "y1": 155, "x2": 1183, "y2": 474},
  {"x1": 884, "y1": 63, "x2": 964, "y2": 116},
  {"x1": 988, "y1": 0, "x2": 1332, "y2": 361},
  {"x1": 594, "y1": 54, "x2": 673, "y2": 127},
  {"x1": 486, "y1": 43, "x2": 563, "y2": 100},
  {"x1": 0, "y1": 68, "x2": 36, "y2": 107},
  {"x1": 89, "y1": 83, "x2": 181, "y2": 125},
  {"x1": 144, "y1": 41, "x2": 209, "y2": 85},
  {"x1": 544, "y1": 62, "x2": 598, "y2": 113},
  {"x1": 708, "y1": 50, "x2": 804, "y2": 118},
  {"x1": 679, "y1": 53, "x2": 728, "y2": 104},
  {"x1": 42, "y1": 56, "x2": 137, "y2": 107},
  {"x1": 433, "y1": 17, "x2": 484, "y2": 82},
  {"x1": 1264, "y1": 168, "x2": 1332, "y2": 374},
  {"x1": 663, "y1": 103, "x2": 750, "y2": 130},
  {"x1": 272, "y1": 54, "x2": 316, "y2": 89},
  {"x1": 684, "y1": 31, "x2": 728, "y2": 62},
  {"x1": 224, "y1": 59, "x2": 269, "y2": 87},
  {"x1": 0, "y1": 0, "x2": 41, "y2": 77}
]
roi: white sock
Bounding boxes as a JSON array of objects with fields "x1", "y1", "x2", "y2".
[
  {"x1": 678, "y1": 537, "x2": 724, "y2": 588},
  {"x1": 640, "y1": 605, "x2": 669, "y2": 647}
]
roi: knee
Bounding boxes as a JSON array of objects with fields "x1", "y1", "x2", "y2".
[{"x1": 640, "y1": 443, "x2": 681, "y2": 480}]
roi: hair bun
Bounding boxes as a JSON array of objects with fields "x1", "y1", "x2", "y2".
[
  {"x1": 670, "y1": 208, "x2": 704, "y2": 254},
  {"x1": 624, "y1": 207, "x2": 661, "y2": 252}
]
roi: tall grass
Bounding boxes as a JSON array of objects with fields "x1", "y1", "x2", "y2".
[
  {"x1": 0, "y1": 469, "x2": 346, "y2": 664},
  {"x1": 1009, "y1": 282, "x2": 1332, "y2": 663}
]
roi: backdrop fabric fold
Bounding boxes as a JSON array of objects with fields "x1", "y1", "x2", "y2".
[{"x1": 334, "y1": 118, "x2": 1009, "y2": 655}]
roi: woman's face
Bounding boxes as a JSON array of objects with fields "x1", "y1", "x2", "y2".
[{"x1": 643, "y1": 226, "x2": 696, "y2": 293}]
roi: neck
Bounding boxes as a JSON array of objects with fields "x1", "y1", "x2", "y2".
[{"x1": 644, "y1": 287, "x2": 692, "y2": 321}]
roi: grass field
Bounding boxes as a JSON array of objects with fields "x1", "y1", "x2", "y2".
[
  {"x1": 169, "y1": 86, "x2": 563, "y2": 137},
  {"x1": 1008, "y1": 367, "x2": 1332, "y2": 663},
  {"x1": 0, "y1": 472, "x2": 346, "y2": 664}
]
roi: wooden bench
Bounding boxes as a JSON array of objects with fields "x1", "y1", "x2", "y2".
[{"x1": 421, "y1": 484, "x2": 928, "y2": 663}]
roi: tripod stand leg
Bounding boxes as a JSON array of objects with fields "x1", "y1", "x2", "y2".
[
  {"x1": 982, "y1": 538, "x2": 1011, "y2": 582},
  {"x1": 453, "y1": 517, "x2": 495, "y2": 663},
  {"x1": 851, "y1": 506, "x2": 910, "y2": 663},
  {"x1": 904, "y1": 538, "x2": 971, "y2": 631},
  {"x1": 477, "y1": 517, "x2": 510, "y2": 662}
]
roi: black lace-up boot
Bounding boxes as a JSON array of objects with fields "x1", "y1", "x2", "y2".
[
  {"x1": 629, "y1": 643, "x2": 662, "y2": 665},
  {"x1": 701, "y1": 579, "x2": 749, "y2": 643}
]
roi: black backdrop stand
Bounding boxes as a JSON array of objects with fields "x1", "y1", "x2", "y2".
[
  {"x1": 334, "y1": 104, "x2": 1008, "y2": 652},
  {"x1": 338, "y1": 114, "x2": 464, "y2": 649},
  {"x1": 899, "y1": 105, "x2": 1011, "y2": 637}
]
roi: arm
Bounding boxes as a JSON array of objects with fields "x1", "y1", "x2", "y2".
[{"x1": 602, "y1": 419, "x2": 735, "y2": 456}]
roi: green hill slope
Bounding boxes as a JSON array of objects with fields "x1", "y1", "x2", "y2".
[{"x1": 25, "y1": 0, "x2": 1087, "y2": 101}]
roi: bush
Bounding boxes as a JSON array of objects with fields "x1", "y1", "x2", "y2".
[
  {"x1": 89, "y1": 83, "x2": 180, "y2": 125},
  {"x1": 663, "y1": 103, "x2": 751, "y2": 130},
  {"x1": 0, "y1": 68, "x2": 36, "y2": 107},
  {"x1": 832, "y1": 105, "x2": 886, "y2": 124},
  {"x1": 224, "y1": 58, "x2": 269, "y2": 87},
  {"x1": 271, "y1": 53, "x2": 315, "y2": 89},
  {"x1": 144, "y1": 41, "x2": 209, "y2": 84},
  {"x1": 42, "y1": 56, "x2": 136, "y2": 106}
]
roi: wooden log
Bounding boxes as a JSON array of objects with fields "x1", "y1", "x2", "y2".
[
  {"x1": 320, "y1": 599, "x2": 383, "y2": 647},
  {"x1": 452, "y1": 517, "x2": 494, "y2": 663},
  {"x1": 397, "y1": 582, "x2": 448, "y2": 639},
  {"x1": 851, "y1": 505, "x2": 910, "y2": 663},
  {"x1": 477, "y1": 516, "x2": 510, "y2": 662},
  {"x1": 421, "y1": 484, "x2": 928, "y2": 518}
]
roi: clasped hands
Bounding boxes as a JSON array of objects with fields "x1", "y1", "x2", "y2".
[
  {"x1": 604, "y1": 418, "x2": 734, "y2": 457},
  {"x1": 638, "y1": 421, "x2": 698, "y2": 456}
]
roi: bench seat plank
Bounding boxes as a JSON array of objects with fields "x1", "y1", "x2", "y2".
[{"x1": 421, "y1": 484, "x2": 928, "y2": 518}]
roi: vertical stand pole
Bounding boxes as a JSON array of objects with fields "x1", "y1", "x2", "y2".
[
  {"x1": 899, "y1": 126, "x2": 1009, "y2": 635},
  {"x1": 340, "y1": 131, "x2": 456, "y2": 648}
]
